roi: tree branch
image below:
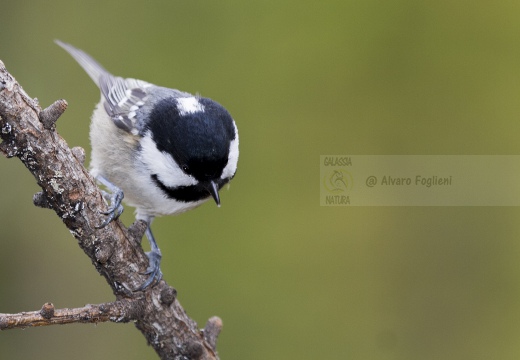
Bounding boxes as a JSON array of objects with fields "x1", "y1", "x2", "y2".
[
  {"x1": 0, "y1": 59, "x2": 222, "y2": 359},
  {"x1": 0, "y1": 300, "x2": 141, "y2": 329}
]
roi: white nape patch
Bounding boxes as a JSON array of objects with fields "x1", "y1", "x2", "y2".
[
  {"x1": 176, "y1": 97, "x2": 205, "y2": 116},
  {"x1": 139, "y1": 132, "x2": 198, "y2": 188},
  {"x1": 221, "y1": 120, "x2": 239, "y2": 180}
]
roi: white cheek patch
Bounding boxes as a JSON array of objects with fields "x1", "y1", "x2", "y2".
[
  {"x1": 221, "y1": 120, "x2": 239, "y2": 180},
  {"x1": 140, "y1": 132, "x2": 197, "y2": 188},
  {"x1": 176, "y1": 97, "x2": 205, "y2": 116}
]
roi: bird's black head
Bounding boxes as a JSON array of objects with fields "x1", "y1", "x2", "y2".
[{"x1": 146, "y1": 96, "x2": 238, "y2": 204}]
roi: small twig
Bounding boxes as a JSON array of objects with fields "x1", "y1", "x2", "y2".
[
  {"x1": 0, "y1": 300, "x2": 142, "y2": 330},
  {"x1": 39, "y1": 99, "x2": 67, "y2": 130},
  {"x1": 203, "y1": 317, "x2": 224, "y2": 352}
]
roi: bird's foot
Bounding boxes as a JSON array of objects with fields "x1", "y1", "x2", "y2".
[
  {"x1": 135, "y1": 249, "x2": 163, "y2": 291},
  {"x1": 134, "y1": 226, "x2": 163, "y2": 291},
  {"x1": 95, "y1": 175, "x2": 124, "y2": 229}
]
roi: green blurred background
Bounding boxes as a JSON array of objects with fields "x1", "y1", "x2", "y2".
[{"x1": 2, "y1": 1, "x2": 520, "y2": 359}]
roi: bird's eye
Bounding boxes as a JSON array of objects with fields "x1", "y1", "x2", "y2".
[{"x1": 182, "y1": 164, "x2": 190, "y2": 173}]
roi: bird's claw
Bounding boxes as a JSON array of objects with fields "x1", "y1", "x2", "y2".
[
  {"x1": 95, "y1": 188, "x2": 124, "y2": 229},
  {"x1": 135, "y1": 250, "x2": 163, "y2": 291}
]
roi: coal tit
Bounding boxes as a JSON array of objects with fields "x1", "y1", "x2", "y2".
[{"x1": 56, "y1": 41, "x2": 239, "y2": 290}]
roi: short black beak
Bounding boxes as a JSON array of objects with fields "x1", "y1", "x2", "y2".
[{"x1": 208, "y1": 180, "x2": 221, "y2": 207}]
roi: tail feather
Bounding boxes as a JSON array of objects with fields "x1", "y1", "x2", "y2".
[{"x1": 55, "y1": 40, "x2": 109, "y2": 87}]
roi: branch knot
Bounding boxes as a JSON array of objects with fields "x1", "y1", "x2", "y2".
[{"x1": 39, "y1": 99, "x2": 67, "y2": 130}]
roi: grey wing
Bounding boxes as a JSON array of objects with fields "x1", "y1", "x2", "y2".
[
  {"x1": 99, "y1": 75, "x2": 153, "y2": 135},
  {"x1": 56, "y1": 40, "x2": 153, "y2": 135}
]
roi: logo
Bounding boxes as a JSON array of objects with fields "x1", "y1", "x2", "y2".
[
  {"x1": 321, "y1": 155, "x2": 353, "y2": 206},
  {"x1": 323, "y1": 169, "x2": 353, "y2": 193}
]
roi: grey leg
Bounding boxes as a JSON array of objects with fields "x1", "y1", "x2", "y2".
[{"x1": 135, "y1": 224, "x2": 163, "y2": 291}]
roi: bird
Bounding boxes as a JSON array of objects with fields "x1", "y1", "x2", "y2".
[{"x1": 55, "y1": 40, "x2": 239, "y2": 290}]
